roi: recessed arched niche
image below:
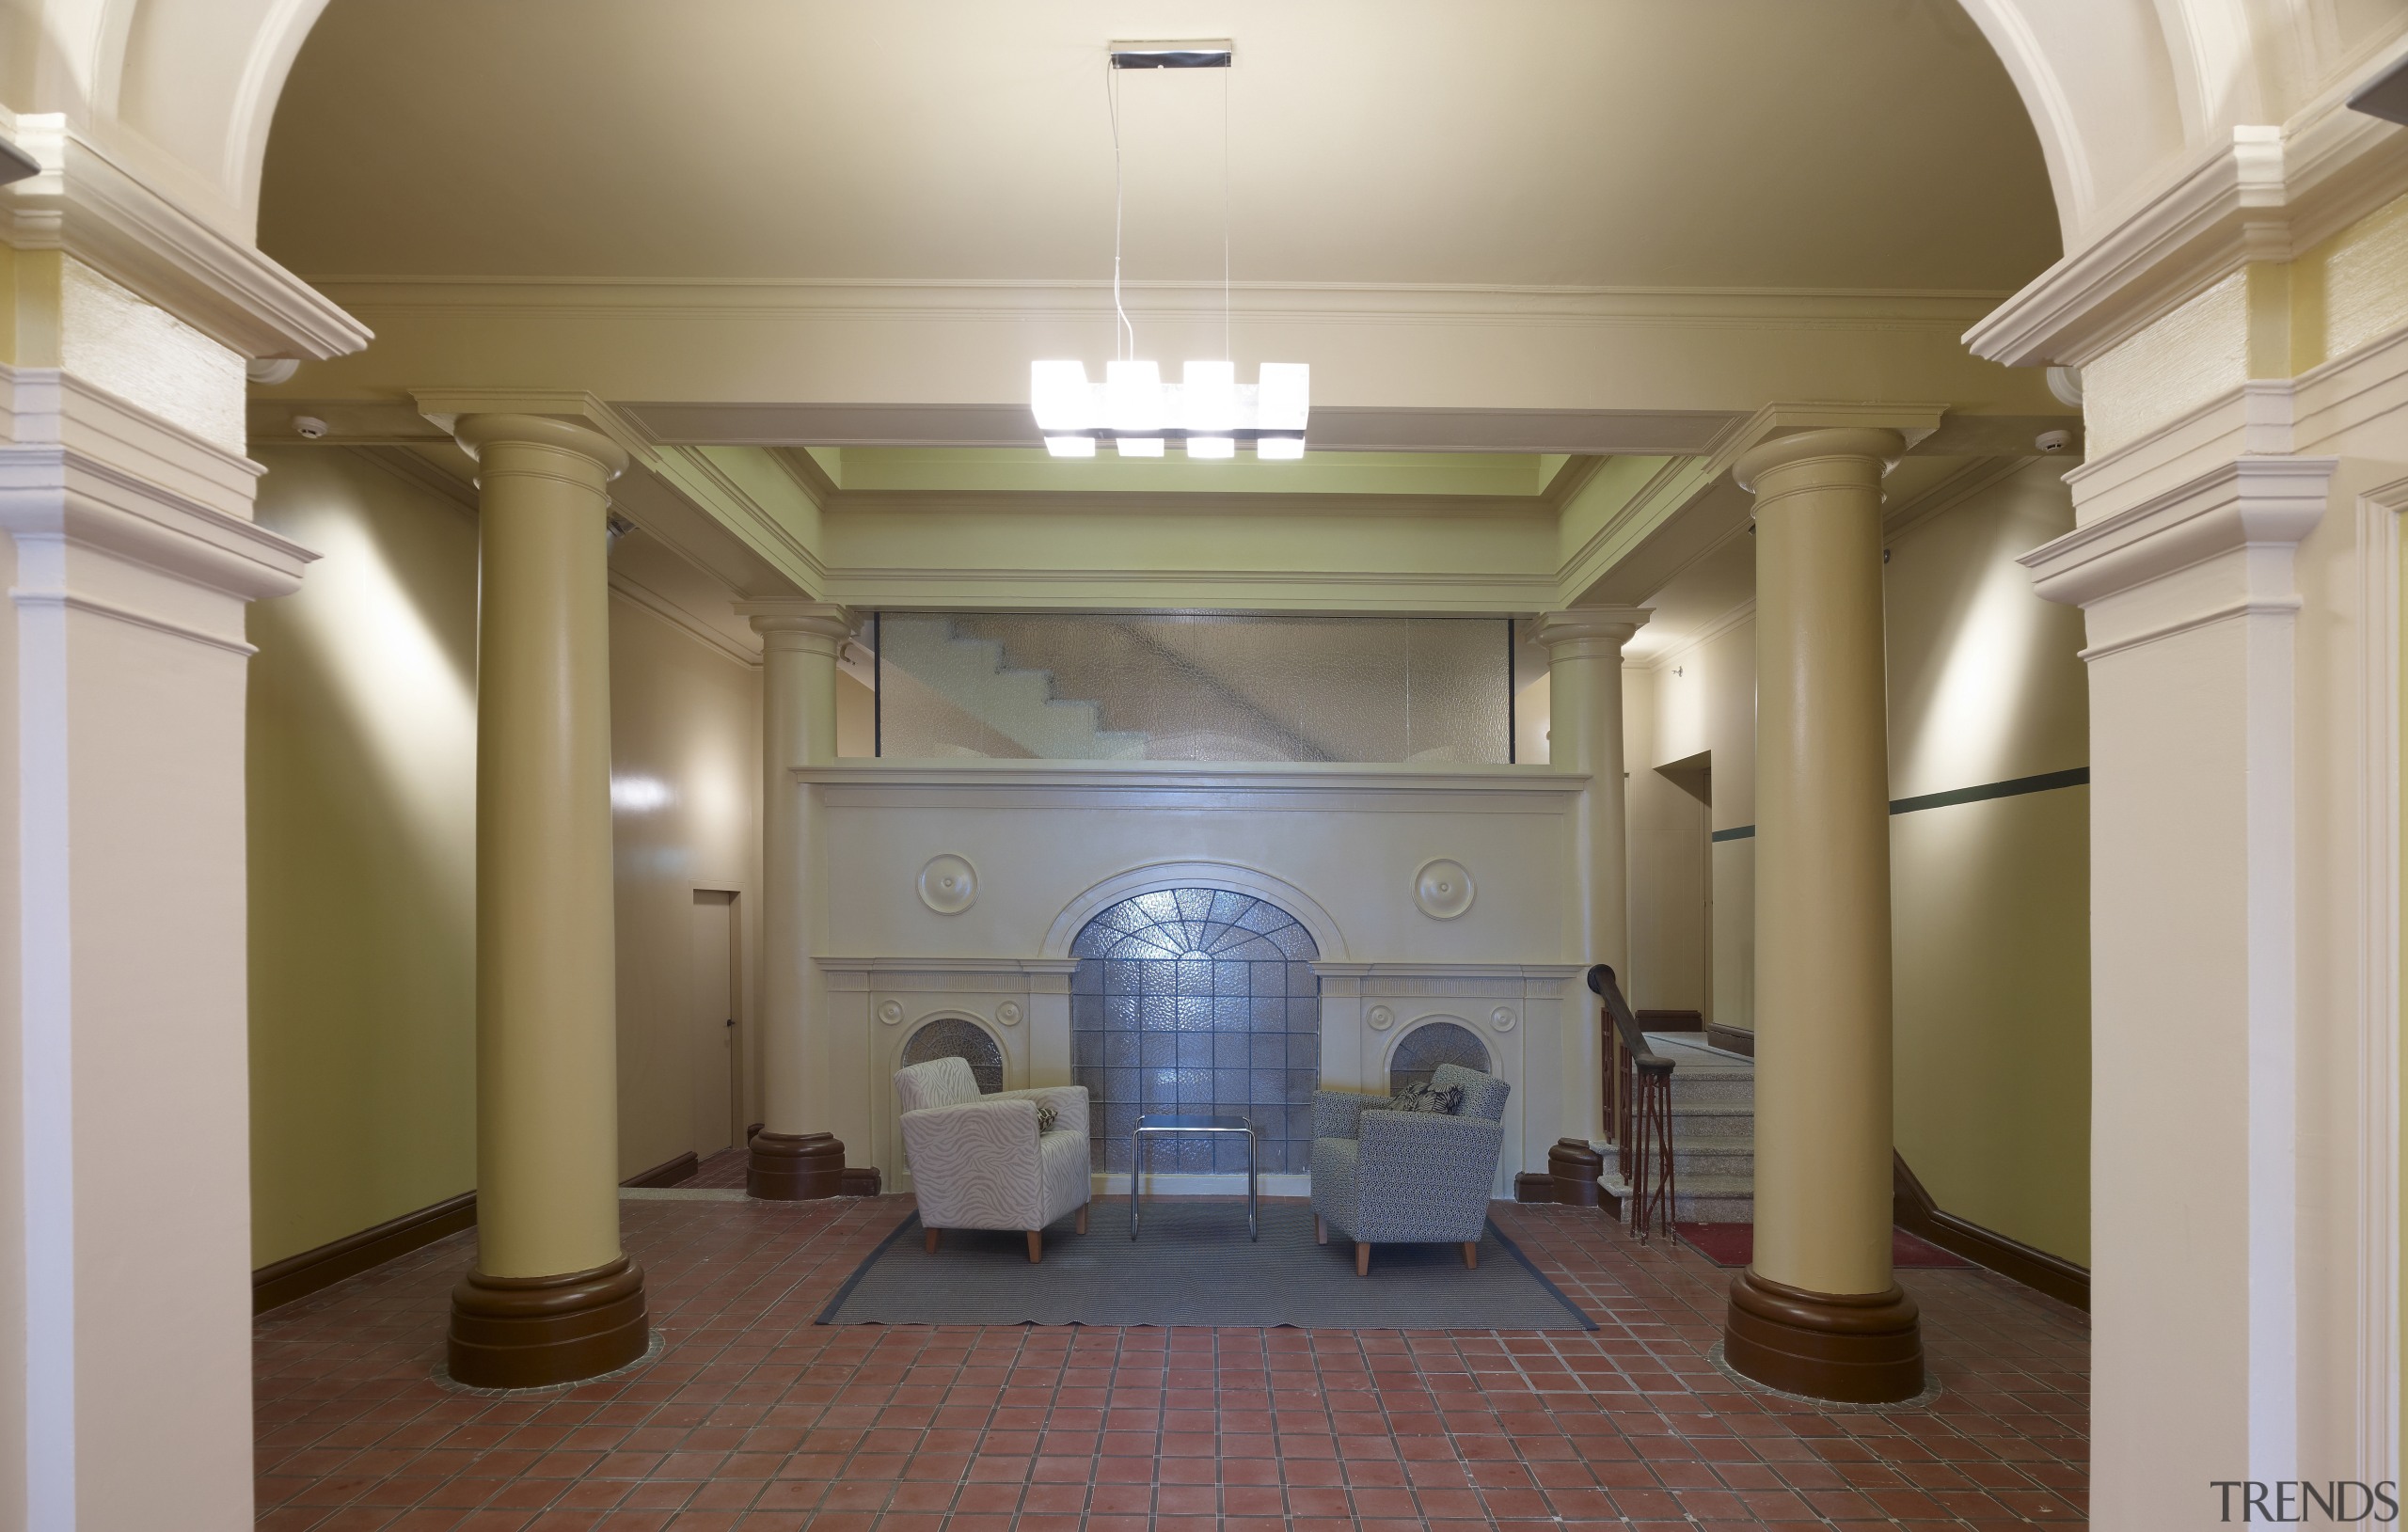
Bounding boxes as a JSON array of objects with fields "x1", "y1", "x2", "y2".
[
  {"x1": 1387, "y1": 1019, "x2": 1490, "y2": 1096},
  {"x1": 899, "y1": 1015, "x2": 1004, "y2": 1095}
]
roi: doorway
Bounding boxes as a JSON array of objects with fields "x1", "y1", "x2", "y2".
[{"x1": 689, "y1": 891, "x2": 740, "y2": 1158}]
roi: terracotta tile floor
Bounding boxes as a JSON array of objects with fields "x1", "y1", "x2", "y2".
[{"x1": 254, "y1": 1169, "x2": 2087, "y2": 1530}]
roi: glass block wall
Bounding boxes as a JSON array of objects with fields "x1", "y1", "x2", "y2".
[
  {"x1": 901, "y1": 1017, "x2": 1005, "y2": 1094},
  {"x1": 1387, "y1": 1020, "x2": 1491, "y2": 1095},
  {"x1": 1069, "y1": 889, "x2": 1321, "y2": 1175},
  {"x1": 875, "y1": 613, "x2": 1514, "y2": 763}
]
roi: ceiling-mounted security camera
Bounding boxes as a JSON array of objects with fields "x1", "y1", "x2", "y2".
[
  {"x1": 292, "y1": 415, "x2": 328, "y2": 440},
  {"x1": 2036, "y1": 429, "x2": 2074, "y2": 453}
]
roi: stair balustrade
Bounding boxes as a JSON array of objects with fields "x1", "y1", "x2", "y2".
[{"x1": 1589, "y1": 964, "x2": 1677, "y2": 1241}]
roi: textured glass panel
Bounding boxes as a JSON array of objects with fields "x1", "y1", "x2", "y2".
[
  {"x1": 1069, "y1": 889, "x2": 1322, "y2": 1170},
  {"x1": 875, "y1": 613, "x2": 1511, "y2": 762},
  {"x1": 1387, "y1": 1020, "x2": 1491, "y2": 1096},
  {"x1": 901, "y1": 1018, "x2": 1004, "y2": 1094}
]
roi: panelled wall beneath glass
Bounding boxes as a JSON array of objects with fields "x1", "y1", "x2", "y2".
[{"x1": 1069, "y1": 889, "x2": 1321, "y2": 1174}]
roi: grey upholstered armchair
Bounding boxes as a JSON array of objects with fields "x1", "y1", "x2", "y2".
[
  {"x1": 1309, "y1": 1063, "x2": 1511, "y2": 1274},
  {"x1": 895, "y1": 1057, "x2": 1091, "y2": 1262}
]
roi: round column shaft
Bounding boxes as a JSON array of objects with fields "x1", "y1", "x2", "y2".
[
  {"x1": 446, "y1": 414, "x2": 647, "y2": 1388},
  {"x1": 741, "y1": 604, "x2": 855, "y2": 1198},
  {"x1": 1726, "y1": 427, "x2": 1923, "y2": 1403},
  {"x1": 1535, "y1": 608, "x2": 1648, "y2": 1144}
]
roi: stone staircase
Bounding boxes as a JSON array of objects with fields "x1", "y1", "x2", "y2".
[
  {"x1": 1601, "y1": 1030, "x2": 1756, "y2": 1224},
  {"x1": 878, "y1": 617, "x2": 1149, "y2": 759}
]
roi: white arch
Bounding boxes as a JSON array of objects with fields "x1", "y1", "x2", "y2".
[
  {"x1": 1039, "y1": 861, "x2": 1350, "y2": 961},
  {"x1": 1380, "y1": 1015, "x2": 1493, "y2": 1079}
]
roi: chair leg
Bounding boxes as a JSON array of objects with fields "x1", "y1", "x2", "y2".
[
  {"x1": 1075, "y1": 1205, "x2": 1087, "y2": 1236},
  {"x1": 1315, "y1": 1214, "x2": 1327, "y2": 1245},
  {"x1": 1026, "y1": 1230, "x2": 1042, "y2": 1263},
  {"x1": 1355, "y1": 1242, "x2": 1370, "y2": 1276},
  {"x1": 925, "y1": 1227, "x2": 941, "y2": 1255},
  {"x1": 1462, "y1": 1241, "x2": 1478, "y2": 1270}
]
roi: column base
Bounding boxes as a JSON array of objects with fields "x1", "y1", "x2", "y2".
[
  {"x1": 1724, "y1": 1270, "x2": 1924, "y2": 1403},
  {"x1": 749, "y1": 1129, "x2": 847, "y2": 1199},
  {"x1": 447, "y1": 1256, "x2": 648, "y2": 1389}
]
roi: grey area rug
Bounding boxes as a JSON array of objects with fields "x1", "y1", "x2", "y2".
[{"x1": 819, "y1": 1202, "x2": 1595, "y2": 1330}]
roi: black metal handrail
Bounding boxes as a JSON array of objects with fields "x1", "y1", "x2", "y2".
[{"x1": 1587, "y1": 964, "x2": 1676, "y2": 1241}]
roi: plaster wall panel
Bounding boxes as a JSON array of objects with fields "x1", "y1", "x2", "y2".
[
  {"x1": 246, "y1": 449, "x2": 478, "y2": 1265},
  {"x1": 606, "y1": 588, "x2": 763, "y2": 1178}
]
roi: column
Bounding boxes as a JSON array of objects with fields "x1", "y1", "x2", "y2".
[
  {"x1": 738, "y1": 602, "x2": 855, "y2": 1197},
  {"x1": 1725, "y1": 427, "x2": 1922, "y2": 1403},
  {"x1": 445, "y1": 414, "x2": 647, "y2": 1388},
  {"x1": 1534, "y1": 608, "x2": 1649, "y2": 1145}
]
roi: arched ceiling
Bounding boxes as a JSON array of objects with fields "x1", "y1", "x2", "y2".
[{"x1": 260, "y1": 0, "x2": 2060, "y2": 292}]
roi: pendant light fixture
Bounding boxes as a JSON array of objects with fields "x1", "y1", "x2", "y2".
[{"x1": 1031, "y1": 41, "x2": 1308, "y2": 461}]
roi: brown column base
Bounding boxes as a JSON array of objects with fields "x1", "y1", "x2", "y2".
[
  {"x1": 447, "y1": 1256, "x2": 647, "y2": 1389},
  {"x1": 749, "y1": 1129, "x2": 846, "y2": 1199},
  {"x1": 1724, "y1": 1270, "x2": 1924, "y2": 1403}
]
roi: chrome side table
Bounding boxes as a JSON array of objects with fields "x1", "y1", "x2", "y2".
[{"x1": 1130, "y1": 1113, "x2": 1259, "y2": 1240}]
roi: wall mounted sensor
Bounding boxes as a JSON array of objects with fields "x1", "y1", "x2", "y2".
[
  {"x1": 2036, "y1": 429, "x2": 2074, "y2": 453},
  {"x1": 0, "y1": 135, "x2": 38, "y2": 187},
  {"x1": 292, "y1": 415, "x2": 328, "y2": 439}
]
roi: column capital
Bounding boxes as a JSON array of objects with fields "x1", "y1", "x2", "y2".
[
  {"x1": 452, "y1": 413, "x2": 628, "y2": 481},
  {"x1": 735, "y1": 601, "x2": 856, "y2": 651},
  {"x1": 1734, "y1": 428, "x2": 1905, "y2": 494},
  {"x1": 1533, "y1": 608, "x2": 1652, "y2": 655}
]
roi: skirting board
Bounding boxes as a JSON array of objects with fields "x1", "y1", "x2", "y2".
[
  {"x1": 252, "y1": 1191, "x2": 477, "y2": 1315},
  {"x1": 254, "y1": 1152, "x2": 706, "y2": 1314},
  {"x1": 1893, "y1": 1151, "x2": 2089, "y2": 1311},
  {"x1": 1704, "y1": 1022, "x2": 1754, "y2": 1057}
]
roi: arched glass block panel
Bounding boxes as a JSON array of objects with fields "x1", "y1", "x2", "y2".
[
  {"x1": 1069, "y1": 889, "x2": 1321, "y2": 1175},
  {"x1": 1387, "y1": 1020, "x2": 1490, "y2": 1097},
  {"x1": 901, "y1": 1017, "x2": 1004, "y2": 1095}
]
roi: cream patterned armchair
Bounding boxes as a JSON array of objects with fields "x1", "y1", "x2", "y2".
[{"x1": 895, "y1": 1056, "x2": 1092, "y2": 1262}]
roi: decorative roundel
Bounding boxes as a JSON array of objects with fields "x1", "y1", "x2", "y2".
[
  {"x1": 1413, "y1": 859, "x2": 1476, "y2": 920},
  {"x1": 995, "y1": 1001, "x2": 1023, "y2": 1027},
  {"x1": 917, "y1": 853, "x2": 977, "y2": 915},
  {"x1": 1490, "y1": 1005, "x2": 1518, "y2": 1033},
  {"x1": 1366, "y1": 1004, "x2": 1395, "y2": 1031},
  {"x1": 877, "y1": 1000, "x2": 905, "y2": 1026}
]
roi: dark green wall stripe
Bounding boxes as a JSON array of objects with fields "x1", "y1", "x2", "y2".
[
  {"x1": 1707, "y1": 766, "x2": 2088, "y2": 845},
  {"x1": 1888, "y1": 766, "x2": 2088, "y2": 816}
]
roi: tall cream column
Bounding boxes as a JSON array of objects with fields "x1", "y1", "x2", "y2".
[
  {"x1": 738, "y1": 602, "x2": 856, "y2": 1197},
  {"x1": 1725, "y1": 428, "x2": 1922, "y2": 1403},
  {"x1": 1534, "y1": 608, "x2": 1648, "y2": 1144},
  {"x1": 445, "y1": 414, "x2": 648, "y2": 1388}
]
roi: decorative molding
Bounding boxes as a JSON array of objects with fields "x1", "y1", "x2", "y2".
[
  {"x1": 315, "y1": 275, "x2": 2012, "y2": 331},
  {"x1": 346, "y1": 445, "x2": 478, "y2": 514},
  {"x1": 1365, "y1": 1004, "x2": 1395, "y2": 1031},
  {"x1": 1488, "y1": 1006, "x2": 1517, "y2": 1033},
  {"x1": 2355, "y1": 475, "x2": 2405, "y2": 1482},
  {"x1": 1041, "y1": 861, "x2": 1354, "y2": 960},
  {"x1": 2021, "y1": 455, "x2": 2337, "y2": 616},
  {"x1": 1880, "y1": 454, "x2": 2041, "y2": 545},
  {"x1": 832, "y1": 487, "x2": 1556, "y2": 522},
  {"x1": 8, "y1": 588, "x2": 257, "y2": 656},
  {"x1": 877, "y1": 1000, "x2": 905, "y2": 1025},
  {"x1": 994, "y1": 1001, "x2": 1022, "y2": 1027},
  {"x1": 608, "y1": 571, "x2": 760, "y2": 669},
  {"x1": 825, "y1": 561, "x2": 1559, "y2": 616},
  {"x1": 1967, "y1": 99, "x2": 2408, "y2": 369},
  {"x1": 915, "y1": 854, "x2": 978, "y2": 916},
  {"x1": 1413, "y1": 859, "x2": 1477, "y2": 921},
  {"x1": 1644, "y1": 597, "x2": 1756, "y2": 674},
  {"x1": 1, "y1": 116, "x2": 370, "y2": 361}
]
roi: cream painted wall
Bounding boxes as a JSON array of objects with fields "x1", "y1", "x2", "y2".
[
  {"x1": 1622, "y1": 459, "x2": 2090, "y2": 1261},
  {"x1": 1884, "y1": 459, "x2": 2091, "y2": 1266},
  {"x1": 247, "y1": 447, "x2": 768, "y2": 1262},
  {"x1": 606, "y1": 592, "x2": 763, "y2": 1176},
  {"x1": 246, "y1": 449, "x2": 479, "y2": 1266}
]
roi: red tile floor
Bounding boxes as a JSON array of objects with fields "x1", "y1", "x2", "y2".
[{"x1": 254, "y1": 1153, "x2": 2087, "y2": 1530}]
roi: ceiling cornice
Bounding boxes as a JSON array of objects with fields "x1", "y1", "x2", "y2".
[
  {"x1": 823, "y1": 488, "x2": 1554, "y2": 521},
  {"x1": 309, "y1": 276, "x2": 2013, "y2": 332}
]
